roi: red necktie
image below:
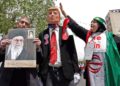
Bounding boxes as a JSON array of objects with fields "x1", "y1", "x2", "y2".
[{"x1": 50, "y1": 31, "x2": 57, "y2": 64}]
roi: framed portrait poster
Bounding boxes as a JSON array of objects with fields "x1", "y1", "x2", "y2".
[{"x1": 4, "y1": 28, "x2": 36, "y2": 68}]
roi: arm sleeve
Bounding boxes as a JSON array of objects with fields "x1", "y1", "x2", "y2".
[
  {"x1": 0, "y1": 50, "x2": 5, "y2": 62},
  {"x1": 36, "y1": 32, "x2": 44, "y2": 64},
  {"x1": 67, "y1": 16, "x2": 88, "y2": 42}
]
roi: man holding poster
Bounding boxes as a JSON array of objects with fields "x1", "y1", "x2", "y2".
[{"x1": 0, "y1": 16, "x2": 42, "y2": 86}]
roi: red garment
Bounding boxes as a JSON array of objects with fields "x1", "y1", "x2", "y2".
[
  {"x1": 50, "y1": 31, "x2": 57, "y2": 64},
  {"x1": 62, "y1": 18, "x2": 70, "y2": 40},
  {"x1": 86, "y1": 30, "x2": 92, "y2": 43}
]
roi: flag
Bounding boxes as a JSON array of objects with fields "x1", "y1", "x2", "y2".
[
  {"x1": 86, "y1": 31, "x2": 120, "y2": 86},
  {"x1": 105, "y1": 32, "x2": 120, "y2": 86}
]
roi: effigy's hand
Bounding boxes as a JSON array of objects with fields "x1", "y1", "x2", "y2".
[
  {"x1": 33, "y1": 38, "x2": 41, "y2": 49},
  {"x1": 74, "y1": 73, "x2": 81, "y2": 84},
  {"x1": 59, "y1": 3, "x2": 67, "y2": 18}
]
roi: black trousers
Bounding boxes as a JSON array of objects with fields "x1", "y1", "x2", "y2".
[
  {"x1": 10, "y1": 69, "x2": 27, "y2": 86},
  {"x1": 10, "y1": 68, "x2": 42, "y2": 86},
  {"x1": 48, "y1": 66, "x2": 71, "y2": 86}
]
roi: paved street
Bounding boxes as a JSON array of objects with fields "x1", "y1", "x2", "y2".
[
  {"x1": 0, "y1": 62, "x2": 86, "y2": 86},
  {"x1": 77, "y1": 75, "x2": 86, "y2": 86}
]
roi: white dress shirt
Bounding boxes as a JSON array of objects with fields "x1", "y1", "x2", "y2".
[{"x1": 49, "y1": 27, "x2": 62, "y2": 67}]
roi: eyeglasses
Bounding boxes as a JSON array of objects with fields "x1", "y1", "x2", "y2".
[{"x1": 20, "y1": 21, "x2": 30, "y2": 26}]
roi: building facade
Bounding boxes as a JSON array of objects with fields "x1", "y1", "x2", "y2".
[{"x1": 105, "y1": 9, "x2": 120, "y2": 36}]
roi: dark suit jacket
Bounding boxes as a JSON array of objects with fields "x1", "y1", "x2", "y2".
[{"x1": 38, "y1": 26, "x2": 80, "y2": 83}]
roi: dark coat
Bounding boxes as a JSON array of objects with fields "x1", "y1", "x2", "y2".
[
  {"x1": 38, "y1": 26, "x2": 80, "y2": 84},
  {"x1": 67, "y1": 16, "x2": 88, "y2": 42}
]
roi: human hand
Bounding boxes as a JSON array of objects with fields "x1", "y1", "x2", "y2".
[
  {"x1": 33, "y1": 38, "x2": 41, "y2": 48},
  {"x1": 74, "y1": 73, "x2": 80, "y2": 84},
  {"x1": 59, "y1": 3, "x2": 67, "y2": 18},
  {"x1": 0, "y1": 39, "x2": 11, "y2": 48}
]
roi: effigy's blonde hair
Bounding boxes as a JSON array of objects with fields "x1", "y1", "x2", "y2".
[{"x1": 48, "y1": 7, "x2": 60, "y2": 16}]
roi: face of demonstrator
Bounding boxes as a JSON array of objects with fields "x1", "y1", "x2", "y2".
[
  {"x1": 90, "y1": 20, "x2": 100, "y2": 33},
  {"x1": 16, "y1": 17, "x2": 30, "y2": 28}
]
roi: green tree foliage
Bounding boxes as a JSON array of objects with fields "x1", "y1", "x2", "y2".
[{"x1": 0, "y1": 0, "x2": 52, "y2": 35}]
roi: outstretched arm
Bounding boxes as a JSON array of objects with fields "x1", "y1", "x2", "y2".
[
  {"x1": 60, "y1": 3, "x2": 67, "y2": 18},
  {"x1": 60, "y1": 3, "x2": 88, "y2": 42},
  {"x1": 0, "y1": 39, "x2": 11, "y2": 62}
]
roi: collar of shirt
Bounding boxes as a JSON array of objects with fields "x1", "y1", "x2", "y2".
[
  {"x1": 49, "y1": 27, "x2": 59, "y2": 38},
  {"x1": 48, "y1": 24, "x2": 57, "y2": 29}
]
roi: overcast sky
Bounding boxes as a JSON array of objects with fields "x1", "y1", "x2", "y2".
[{"x1": 54, "y1": 0, "x2": 120, "y2": 29}]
